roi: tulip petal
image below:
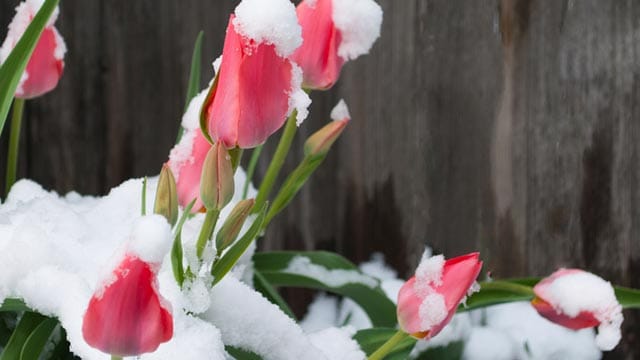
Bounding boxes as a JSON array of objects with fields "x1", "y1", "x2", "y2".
[
  {"x1": 82, "y1": 256, "x2": 173, "y2": 356},
  {"x1": 293, "y1": 0, "x2": 344, "y2": 90},
  {"x1": 206, "y1": 16, "x2": 293, "y2": 149}
]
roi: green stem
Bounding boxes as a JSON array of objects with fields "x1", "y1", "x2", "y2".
[
  {"x1": 229, "y1": 147, "x2": 243, "y2": 172},
  {"x1": 479, "y1": 281, "x2": 535, "y2": 297},
  {"x1": 111, "y1": 356, "x2": 122, "y2": 360},
  {"x1": 368, "y1": 330, "x2": 410, "y2": 360},
  {"x1": 196, "y1": 209, "x2": 220, "y2": 259},
  {"x1": 242, "y1": 145, "x2": 263, "y2": 199},
  {"x1": 253, "y1": 111, "x2": 298, "y2": 212},
  {"x1": 4, "y1": 98, "x2": 25, "y2": 196}
]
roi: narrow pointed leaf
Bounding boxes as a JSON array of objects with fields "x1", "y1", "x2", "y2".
[
  {"x1": 253, "y1": 270, "x2": 296, "y2": 320},
  {"x1": 0, "y1": 0, "x2": 59, "y2": 137},
  {"x1": 226, "y1": 346, "x2": 263, "y2": 360},
  {"x1": 185, "y1": 31, "x2": 203, "y2": 112},
  {"x1": 171, "y1": 199, "x2": 196, "y2": 286}
]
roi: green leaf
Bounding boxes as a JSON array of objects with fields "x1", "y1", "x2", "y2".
[
  {"x1": 253, "y1": 270, "x2": 296, "y2": 320},
  {"x1": 353, "y1": 328, "x2": 416, "y2": 359},
  {"x1": 176, "y1": 31, "x2": 204, "y2": 143},
  {"x1": 171, "y1": 199, "x2": 196, "y2": 286},
  {"x1": 0, "y1": 0, "x2": 60, "y2": 137},
  {"x1": 0, "y1": 312, "x2": 47, "y2": 360},
  {"x1": 615, "y1": 286, "x2": 640, "y2": 309},
  {"x1": 253, "y1": 251, "x2": 397, "y2": 327},
  {"x1": 459, "y1": 281, "x2": 534, "y2": 313},
  {"x1": 413, "y1": 341, "x2": 465, "y2": 360},
  {"x1": 185, "y1": 31, "x2": 203, "y2": 112},
  {"x1": 20, "y1": 317, "x2": 58, "y2": 360},
  {"x1": 264, "y1": 155, "x2": 325, "y2": 226},
  {"x1": 226, "y1": 346, "x2": 263, "y2": 360},
  {"x1": 460, "y1": 278, "x2": 640, "y2": 312},
  {"x1": 210, "y1": 203, "x2": 267, "y2": 286},
  {"x1": 0, "y1": 299, "x2": 30, "y2": 312}
]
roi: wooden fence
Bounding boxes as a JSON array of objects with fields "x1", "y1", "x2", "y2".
[{"x1": 1, "y1": 1, "x2": 638, "y2": 358}]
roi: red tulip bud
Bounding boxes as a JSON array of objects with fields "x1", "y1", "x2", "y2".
[
  {"x1": 396, "y1": 252, "x2": 482, "y2": 339},
  {"x1": 531, "y1": 268, "x2": 623, "y2": 351}
]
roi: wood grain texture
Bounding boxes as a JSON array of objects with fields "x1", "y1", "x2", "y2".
[{"x1": 1, "y1": 0, "x2": 639, "y2": 358}]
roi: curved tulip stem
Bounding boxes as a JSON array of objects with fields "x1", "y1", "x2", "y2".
[
  {"x1": 367, "y1": 330, "x2": 410, "y2": 360},
  {"x1": 5, "y1": 98, "x2": 25, "y2": 196},
  {"x1": 196, "y1": 209, "x2": 220, "y2": 260},
  {"x1": 242, "y1": 144, "x2": 263, "y2": 199},
  {"x1": 479, "y1": 281, "x2": 535, "y2": 297},
  {"x1": 111, "y1": 356, "x2": 122, "y2": 360},
  {"x1": 253, "y1": 110, "x2": 298, "y2": 213}
]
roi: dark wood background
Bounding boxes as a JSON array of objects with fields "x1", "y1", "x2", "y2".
[{"x1": 1, "y1": 0, "x2": 639, "y2": 358}]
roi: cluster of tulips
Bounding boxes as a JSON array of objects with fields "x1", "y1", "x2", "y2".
[{"x1": 0, "y1": 0, "x2": 637, "y2": 359}]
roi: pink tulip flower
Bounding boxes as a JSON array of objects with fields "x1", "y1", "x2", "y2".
[
  {"x1": 292, "y1": 0, "x2": 383, "y2": 90},
  {"x1": 0, "y1": 0, "x2": 66, "y2": 99},
  {"x1": 83, "y1": 216, "x2": 173, "y2": 356},
  {"x1": 531, "y1": 268, "x2": 623, "y2": 351},
  {"x1": 397, "y1": 252, "x2": 482, "y2": 339},
  {"x1": 203, "y1": 15, "x2": 301, "y2": 149},
  {"x1": 82, "y1": 255, "x2": 173, "y2": 356}
]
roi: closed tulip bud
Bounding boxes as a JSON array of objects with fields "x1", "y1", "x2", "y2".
[
  {"x1": 292, "y1": 0, "x2": 382, "y2": 90},
  {"x1": 82, "y1": 216, "x2": 173, "y2": 357},
  {"x1": 397, "y1": 252, "x2": 482, "y2": 339},
  {"x1": 304, "y1": 99, "x2": 350, "y2": 157},
  {"x1": 154, "y1": 164, "x2": 179, "y2": 226},
  {"x1": 531, "y1": 268, "x2": 623, "y2": 351},
  {"x1": 200, "y1": 142, "x2": 234, "y2": 211},
  {"x1": 0, "y1": 0, "x2": 66, "y2": 99},
  {"x1": 215, "y1": 199, "x2": 254, "y2": 253},
  {"x1": 203, "y1": 0, "x2": 311, "y2": 149}
]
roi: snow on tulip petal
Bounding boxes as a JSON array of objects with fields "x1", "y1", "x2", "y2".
[
  {"x1": 83, "y1": 256, "x2": 173, "y2": 356},
  {"x1": 205, "y1": 15, "x2": 304, "y2": 149},
  {"x1": 0, "y1": 0, "x2": 66, "y2": 99},
  {"x1": 397, "y1": 251, "x2": 482, "y2": 339},
  {"x1": 82, "y1": 216, "x2": 173, "y2": 357},
  {"x1": 532, "y1": 268, "x2": 623, "y2": 351}
]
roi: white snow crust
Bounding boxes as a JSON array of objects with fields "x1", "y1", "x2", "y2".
[
  {"x1": 331, "y1": 0, "x2": 382, "y2": 61},
  {"x1": 0, "y1": 173, "x2": 262, "y2": 359},
  {"x1": 232, "y1": 0, "x2": 302, "y2": 58},
  {"x1": 289, "y1": 63, "x2": 312, "y2": 126},
  {"x1": 285, "y1": 256, "x2": 379, "y2": 288},
  {"x1": 330, "y1": 99, "x2": 351, "y2": 121},
  {"x1": 541, "y1": 271, "x2": 623, "y2": 351}
]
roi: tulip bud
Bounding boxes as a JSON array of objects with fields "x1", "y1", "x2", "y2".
[
  {"x1": 215, "y1": 198, "x2": 255, "y2": 253},
  {"x1": 154, "y1": 164, "x2": 179, "y2": 227},
  {"x1": 396, "y1": 252, "x2": 482, "y2": 339},
  {"x1": 0, "y1": 0, "x2": 66, "y2": 99},
  {"x1": 200, "y1": 142, "x2": 234, "y2": 211},
  {"x1": 304, "y1": 99, "x2": 350, "y2": 157},
  {"x1": 531, "y1": 268, "x2": 623, "y2": 351}
]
